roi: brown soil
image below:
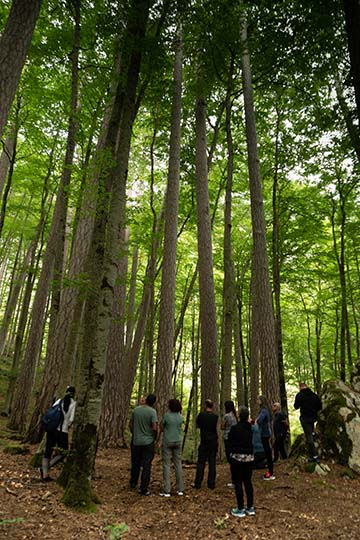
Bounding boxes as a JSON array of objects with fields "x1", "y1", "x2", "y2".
[{"x1": 0, "y1": 444, "x2": 359, "y2": 540}]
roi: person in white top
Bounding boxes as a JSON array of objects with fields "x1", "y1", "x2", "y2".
[{"x1": 41, "y1": 386, "x2": 76, "y2": 482}]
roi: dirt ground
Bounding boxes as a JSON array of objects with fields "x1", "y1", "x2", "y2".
[{"x1": 0, "y1": 442, "x2": 359, "y2": 540}]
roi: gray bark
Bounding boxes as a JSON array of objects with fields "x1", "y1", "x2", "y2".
[
  {"x1": 240, "y1": 15, "x2": 279, "y2": 407},
  {"x1": 195, "y1": 92, "x2": 219, "y2": 408},
  {"x1": 155, "y1": 25, "x2": 183, "y2": 418}
]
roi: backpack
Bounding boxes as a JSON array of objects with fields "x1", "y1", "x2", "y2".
[{"x1": 42, "y1": 400, "x2": 64, "y2": 433}]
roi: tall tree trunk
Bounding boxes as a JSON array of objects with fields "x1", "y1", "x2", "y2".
[
  {"x1": 0, "y1": 0, "x2": 42, "y2": 139},
  {"x1": 272, "y1": 103, "x2": 288, "y2": 413},
  {"x1": 0, "y1": 95, "x2": 21, "y2": 238},
  {"x1": 195, "y1": 91, "x2": 219, "y2": 408},
  {"x1": 221, "y1": 55, "x2": 235, "y2": 408},
  {"x1": 0, "y1": 126, "x2": 16, "y2": 200},
  {"x1": 240, "y1": 15, "x2": 279, "y2": 406},
  {"x1": 98, "y1": 228, "x2": 128, "y2": 447},
  {"x1": 343, "y1": 0, "x2": 360, "y2": 125},
  {"x1": 315, "y1": 313, "x2": 322, "y2": 395},
  {"x1": 26, "y1": 0, "x2": 82, "y2": 442},
  {"x1": 61, "y1": 0, "x2": 150, "y2": 508},
  {"x1": 125, "y1": 245, "x2": 138, "y2": 352},
  {"x1": 155, "y1": 25, "x2": 183, "y2": 418},
  {"x1": 330, "y1": 182, "x2": 354, "y2": 382},
  {"x1": 0, "y1": 238, "x2": 31, "y2": 356}
]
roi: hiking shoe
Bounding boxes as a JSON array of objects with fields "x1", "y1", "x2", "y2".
[
  {"x1": 177, "y1": 491, "x2": 184, "y2": 496},
  {"x1": 231, "y1": 508, "x2": 246, "y2": 518},
  {"x1": 246, "y1": 506, "x2": 256, "y2": 516},
  {"x1": 263, "y1": 472, "x2": 275, "y2": 481},
  {"x1": 159, "y1": 492, "x2": 171, "y2": 497},
  {"x1": 42, "y1": 476, "x2": 54, "y2": 483}
]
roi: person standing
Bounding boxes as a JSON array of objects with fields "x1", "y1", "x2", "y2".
[
  {"x1": 228, "y1": 406, "x2": 255, "y2": 518},
  {"x1": 129, "y1": 393, "x2": 158, "y2": 495},
  {"x1": 256, "y1": 395, "x2": 275, "y2": 480},
  {"x1": 160, "y1": 398, "x2": 184, "y2": 497},
  {"x1": 221, "y1": 400, "x2": 237, "y2": 487},
  {"x1": 193, "y1": 399, "x2": 218, "y2": 489},
  {"x1": 294, "y1": 382, "x2": 322, "y2": 463},
  {"x1": 272, "y1": 402, "x2": 288, "y2": 463},
  {"x1": 41, "y1": 386, "x2": 76, "y2": 481}
]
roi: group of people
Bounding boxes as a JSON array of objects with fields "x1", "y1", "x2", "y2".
[
  {"x1": 129, "y1": 382, "x2": 322, "y2": 519},
  {"x1": 39, "y1": 381, "x2": 322, "y2": 519}
]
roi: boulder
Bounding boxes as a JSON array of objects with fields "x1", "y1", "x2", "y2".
[{"x1": 317, "y1": 379, "x2": 360, "y2": 472}]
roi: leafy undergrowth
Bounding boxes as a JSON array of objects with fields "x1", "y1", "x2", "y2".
[{"x1": 0, "y1": 441, "x2": 359, "y2": 540}]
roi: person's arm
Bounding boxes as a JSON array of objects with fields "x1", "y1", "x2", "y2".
[
  {"x1": 151, "y1": 409, "x2": 158, "y2": 438},
  {"x1": 294, "y1": 393, "x2": 301, "y2": 410},
  {"x1": 220, "y1": 415, "x2": 226, "y2": 430},
  {"x1": 129, "y1": 413, "x2": 133, "y2": 433},
  {"x1": 256, "y1": 409, "x2": 265, "y2": 426}
]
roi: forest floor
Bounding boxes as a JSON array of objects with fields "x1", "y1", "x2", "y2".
[{"x1": 1, "y1": 436, "x2": 360, "y2": 540}]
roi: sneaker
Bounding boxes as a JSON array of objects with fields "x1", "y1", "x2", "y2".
[
  {"x1": 140, "y1": 490, "x2": 150, "y2": 496},
  {"x1": 231, "y1": 508, "x2": 246, "y2": 518},
  {"x1": 308, "y1": 456, "x2": 320, "y2": 464},
  {"x1": 159, "y1": 492, "x2": 171, "y2": 497},
  {"x1": 246, "y1": 506, "x2": 256, "y2": 516},
  {"x1": 263, "y1": 472, "x2": 275, "y2": 481},
  {"x1": 177, "y1": 491, "x2": 184, "y2": 496},
  {"x1": 226, "y1": 483, "x2": 235, "y2": 488}
]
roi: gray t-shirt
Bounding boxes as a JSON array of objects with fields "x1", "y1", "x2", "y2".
[
  {"x1": 223, "y1": 412, "x2": 237, "y2": 440},
  {"x1": 132, "y1": 405, "x2": 158, "y2": 446},
  {"x1": 163, "y1": 412, "x2": 182, "y2": 445}
]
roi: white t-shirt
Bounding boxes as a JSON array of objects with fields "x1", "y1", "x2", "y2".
[{"x1": 53, "y1": 398, "x2": 76, "y2": 433}]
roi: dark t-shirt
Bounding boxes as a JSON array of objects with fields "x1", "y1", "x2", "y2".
[
  {"x1": 197, "y1": 411, "x2": 218, "y2": 446},
  {"x1": 273, "y1": 411, "x2": 288, "y2": 436}
]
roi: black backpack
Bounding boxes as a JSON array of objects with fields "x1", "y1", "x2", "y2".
[{"x1": 42, "y1": 400, "x2": 64, "y2": 433}]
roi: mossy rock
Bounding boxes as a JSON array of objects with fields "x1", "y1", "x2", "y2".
[
  {"x1": 289, "y1": 433, "x2": 308, "y2": 459},
  {"x1": 318, "y1": 380, "x2": 360, "y2": 472},
  {"x1": 3, "y1": 444, "x2": 30, "y2": 455}
]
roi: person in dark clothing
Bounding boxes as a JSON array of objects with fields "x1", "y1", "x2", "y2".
[
  {"x1": 272, "y1": 402, "x2": 288, "y2": 462},
  {"x1": 294, "y1": 383, "x2": 322, "y2": 463},
  {"x1": 228, "y1": 406, "x2": 255, "y2": 518},
  {"x1": 193, "y1": 399, "x2": 218, "y2": 489}
]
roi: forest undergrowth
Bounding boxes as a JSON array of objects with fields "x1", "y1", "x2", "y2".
[{"x1": 0, "y1": 428, "x2": 359, "y2": 540}]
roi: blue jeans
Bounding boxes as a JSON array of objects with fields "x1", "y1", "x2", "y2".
[{"x1": 162, "y1": 442, "x2": 184, "y2": 493}]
